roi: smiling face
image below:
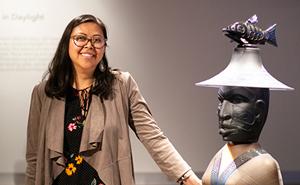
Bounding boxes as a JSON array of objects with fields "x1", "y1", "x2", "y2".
[
  {"x1": 69, "y1": 22, "x2": 106, "y2": 75},
  {"x1": 217, "y1": 86, "x2": 269, "y2": 143}
]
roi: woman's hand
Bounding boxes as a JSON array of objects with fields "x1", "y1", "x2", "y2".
[{"x1": 182, "y1": 173, "x2": 202, "y2": 185}]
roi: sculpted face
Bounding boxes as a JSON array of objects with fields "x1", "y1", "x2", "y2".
[{"x1": 217, "y1": 86, "x2": 269, "y2": 143}]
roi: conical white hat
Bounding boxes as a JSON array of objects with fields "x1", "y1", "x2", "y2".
[{"x1": 195, "y1": 46, "x2": 293, "y2": 90}]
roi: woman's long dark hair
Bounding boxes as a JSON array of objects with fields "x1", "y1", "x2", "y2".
[{"x1": 43, "y1": 14, "x2": 116, "y2": 100}]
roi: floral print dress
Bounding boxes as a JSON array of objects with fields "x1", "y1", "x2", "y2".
[{"x1": 53, "y1": 85, "x2": 105, "y2": 185}]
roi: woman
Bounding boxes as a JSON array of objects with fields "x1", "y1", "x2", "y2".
[{"x1": 26, "y1": 14, "x2": 201, "y2": 185}]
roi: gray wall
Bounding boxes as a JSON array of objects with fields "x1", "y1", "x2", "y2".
[{"x1": 0, "y1": 0, "x2": 299, "y2": 183}]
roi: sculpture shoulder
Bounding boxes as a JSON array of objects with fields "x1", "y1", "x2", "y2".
[
  {"x1": 229, "y1": 154, "x2": 283, "y2": 185},
  {"x1": 252, "y1": 153, "x2": 280, "y2": 169},
  {"x1": 201, "y1": 152, "x2": 283, "y2": 185}
]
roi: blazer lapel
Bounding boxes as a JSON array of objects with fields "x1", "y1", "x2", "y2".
[
  {"x1": 45, "y1": 93, "x2": 105, "y2": 163},
  {"x1": 47, "y1": 97, "x2": 65, "y2": 166},
  {"x1": 80, "y1": 94, "x2": 105, "y2": 153}
]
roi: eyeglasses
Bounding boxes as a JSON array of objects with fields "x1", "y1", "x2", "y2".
[{"x1": 71, "y1": 35, "x2": 107, "y2": 49}]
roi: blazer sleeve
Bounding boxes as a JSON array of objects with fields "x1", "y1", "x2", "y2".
[
  {"x1": 26, "y1": 84, "x2": 43, "y2": 185},
  {"x1": 125, "y1": 72, "x2": 191, "y2": 182}
]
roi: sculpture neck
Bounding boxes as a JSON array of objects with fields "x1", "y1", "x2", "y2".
[{"x1": 227, "y1": 142, "x2": 261, "y2": 159}]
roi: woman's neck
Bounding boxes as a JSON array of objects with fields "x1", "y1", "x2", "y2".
[{"x1": 72, "y1": 72, "x2": 94, "y2": 90}]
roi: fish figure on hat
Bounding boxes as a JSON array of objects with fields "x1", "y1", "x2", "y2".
[{"x1": 222, "y1": 14, "x2": 277, "y2": 47}]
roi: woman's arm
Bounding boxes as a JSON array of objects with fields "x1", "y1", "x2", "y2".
[{"x1": 125, "y1": 72, "x2": 201, "y2": 184}]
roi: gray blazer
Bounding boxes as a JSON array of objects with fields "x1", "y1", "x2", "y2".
[{"x1": 26, "y1": 71, "x2": 190, "y2": 185}]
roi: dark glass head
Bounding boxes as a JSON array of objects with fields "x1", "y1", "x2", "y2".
[{"x1": 217, "y1": 86, "x2": 269, "y2": 143}]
